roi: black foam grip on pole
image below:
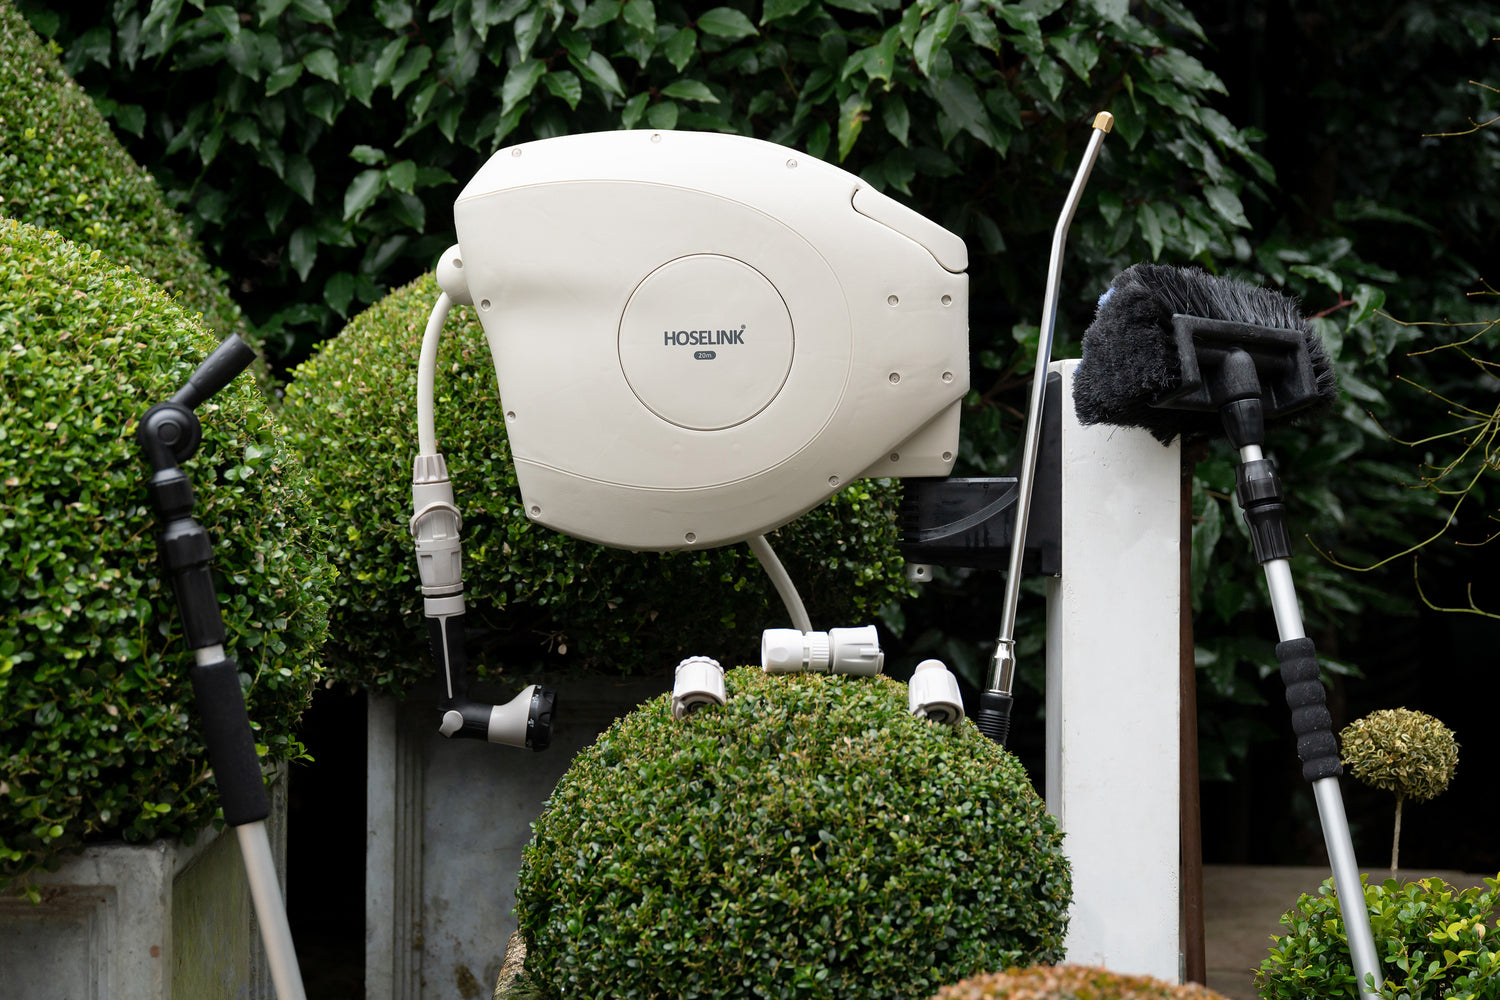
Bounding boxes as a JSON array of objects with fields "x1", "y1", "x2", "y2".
[
  {"x1": 975, "y1": 691, "x2": 1014, "y2": 746},
  {"x1": 1276, "y1": 637, "x2": 1343, "y2": 782},
  {"x1": 173, "y1": 334, "x2": 257, "y2": 410},
  {"x1": 189, "y1": 656, "x2": 271, "y2": 826}
]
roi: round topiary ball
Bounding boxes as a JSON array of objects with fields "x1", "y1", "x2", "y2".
[
  {"x1": 930, "y1": 964, "x2": 1231, "y2": 999},
  {"x1": 1339, "y1": 708, "x2": 1459, "y2": 805},
  {"x1": 278, "y1": 273, "x2": 913, "y2": 693},
  {"x1": 515, "y1": 668, "x2": 1071, "y2": 1000},
  {"x1": 0, "y1": 220, "x2": 331, "y2": 886}
]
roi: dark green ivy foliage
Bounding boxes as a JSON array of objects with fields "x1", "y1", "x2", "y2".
[
  {"x1": 514, "y1": 668, "x2": 1070, "y2": 1000},
  {"x1": 278, "y1": 274, "x2": 914, "y2": 690},
  {"x1": 0, "y1": 221, "x2": 332, "y2": 887}
]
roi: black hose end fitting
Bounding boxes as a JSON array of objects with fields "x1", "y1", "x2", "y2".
[{"x1": 975, "y1": 691, "x2": 1014, "y2": 746}]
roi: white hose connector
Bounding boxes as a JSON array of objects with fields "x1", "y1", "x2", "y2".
[
  {"x1": 908, "y1": 659, "x2": 964, "y2": 723},
  {"x1": 761, "y1": 625, "x2": 884, "y2": 676},
  {"x1": 435, "y1": 244, "x2": 473, "y2": 305},
  {"x1": 411, "y1": 453, "x2": 463, "y2": 606},
  {"x1": 672, "y1": 656, "x2": 726, "y2": 719}
]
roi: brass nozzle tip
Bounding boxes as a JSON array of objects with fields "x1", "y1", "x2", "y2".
[{"x1": 1092, "y1": 111, "x2": 1115, "y2": 133}]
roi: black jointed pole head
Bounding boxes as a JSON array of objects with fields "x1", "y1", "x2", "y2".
[{"x1": 1072, "y1": 264, "x2": 1337, "y2": 443}]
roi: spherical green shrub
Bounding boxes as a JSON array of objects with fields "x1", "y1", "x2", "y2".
[
  {"x1": 0, "y1": 220, "x2": 331, "y2": 886},
  {"x1": 1340, "y1": 708, "x2": 1459, "y2": 804},
  {"x1": 0, "y1": 0, "x2": 241, "y2": 338},
  {"x1": 513, "y1": 668, "x2": 1071, "y2": 1000},
  {"x1": 1256, "y1": 875, "x2": 1500, "y2": 1000},
  {"x1": 278, "y1": 274, "x2": 914, "y2": 692},
  {"x1": 1340, "y1": 707, "x2": 1459, "y2": 871},
  {"x1": 929, "y1": 964, "x2": 1231, "y2": 999}
]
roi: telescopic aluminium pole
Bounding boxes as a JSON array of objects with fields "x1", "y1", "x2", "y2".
[
  {"x1": 137, "y1": 334, "x2": 308, "y2": 1000},
  {"x1": 976, "y1": 112, "x2": 1113, "y2": 746}
]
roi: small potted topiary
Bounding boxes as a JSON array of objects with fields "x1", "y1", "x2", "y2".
[
  {"x1": 0, "y1": 220, "x2": 332, "y2": 995},
  {"x1": 929, "y1": 964, "x2": 1232, "y2": 999},
  {"x1": 507, "y1": 667, "x2": 1071, "y2": 1000},
  {"x1": 1339, "y1": 708, "x2": 1460, "y2": 873},
  {"x1": 1256, "y1": 874, "x2": 1500, "y2": 999}
]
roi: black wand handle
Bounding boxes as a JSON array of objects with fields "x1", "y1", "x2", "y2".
[
  {"x1": 1276, "y1": 637, "x2": 1343, "y2": 782},
  {"x1": 138, "y1": 334, "x2": 269, "y2": 826}
]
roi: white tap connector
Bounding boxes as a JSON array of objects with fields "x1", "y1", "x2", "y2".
[
  {"x1": 908, "y1": 659, "x2": 963, "y2": 723},
  {"x1": 761, "y1": 625, "x2": 884, "y2": 676},
  {"x1": 672, "y1": 656, "x2": 726, "y2": 719}
]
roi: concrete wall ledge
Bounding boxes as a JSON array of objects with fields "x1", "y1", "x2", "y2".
[{"x1": 0, "y1": 765, "x2": 287, "y2": 1000}]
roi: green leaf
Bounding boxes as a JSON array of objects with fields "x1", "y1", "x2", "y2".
[
  {"x1": 1137, "y1": 202, "x2": 1165, "y2": 260},
  {"x1": 285, "y1": 154, "x2": 315, "y2": 203},
  {"x1": 572, "y1": 51, "x2": 626, "y2": 99},
  {"x1": 288, "y1": 226, "x2": 318, "y2": 281},
  {"x1": 544, "y1": 71, "x2": 584, "y2": 109},
  {"x1": 386, "y1": 159, "x2": 417, "y2": 194},
  {"x1": 343, "y1": 169, "x2": 386, "y2": 221},
  {"x1": 1151, "y1": 49, "x2": 1226, "y2": 94},
  {"x1": 958, "y1": 12, "x2": 1000, "y2": 52},
  {"x1": 372, "y1": 37, "x2": 408, "y2": 87},
  {"x1": 1290, "y1": 264, "x2": 1343, "y2": 295},
  {"x1": 914, "y1": 4, "x2": 959, "y2": 76},
  {"x1": 1034, "y1": 56, "x2": 1066, "y2": 101},
  {"x1": 575, "y1": 0, "x2": 619, "y2": 29},
  {"x1": 697, "y1": 7, "x2": 757, "y2": 39},
  {"x1": 302, "y1": 49, "x2": 340, "y2": 83},
  {"x1": 1350, "y1": 284, "x2": 1386, "y2": 326},
  {"x1": 762, "y1": 0, "x2": 813, "y2": 24},
  {"x1": 291, "y1": 0, "x2": 336, "y2": 27},
  {"x1": 931, "y1": 76, "x2": 999, "y2": 151},
  {"x1": 1203, "y1": 185, "x2": 1250, "y2": 229},
  {"x1": 664, "y1": 28, "x2": 696, "y2": 72},
  {"x1": 622, "y1": 0, "x2": 655, "y2": 35},
  {"x1": 265, "y1": 63, "x2": 303, "y2": 95},
  {"x1": 349, "y1": 144, "x2": 386, "y2": 166},
  {"x1": 621, "y1": 93, "x2": 650, "y2": 129},
  {"x1": 389, "y1": 45, "x2": 432, "y2": 99},
  {"x1": 502, "y1": 60, "x2": 547, "y2": 114},
  {"x1": 661, "y1": 80, "x2": 717, "y2": 104},
  {"x1": 837, "y1": 93, "x2": 870, "y2": 161},
  {"x1": 646, "y1": 101, "x2": 679, "y2": 130},
  {"x1": 324, "y1": 271, "x2": 356, "y2": 317},
  {"x1": 258, "y1": 0, "x2": 293, "y2": 27},
  {"x1": 882, "y1": 94, "x2": 910, "y2": 147}
]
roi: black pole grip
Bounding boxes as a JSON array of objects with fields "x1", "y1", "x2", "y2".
[
  {"x1": 975, "y1": 691, "x2": 1014, "y2": 746},
  {"x1": 172, "y1": 334, "x2": 257, "y2": 410},
  {"x1": 189, "y1": 656, "x2": 271, "y2": 826},
  {"x1": 1276, "y1": 637, "x2": 1343, "y2": 782}
]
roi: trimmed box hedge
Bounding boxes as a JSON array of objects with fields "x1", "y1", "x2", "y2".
[
  {"x1": 930, "y1": 965, "x2": 1230, "y2": 999},
  {"x1": 0, "y1": 219, "x2": 331, "y2": 886},
  {"x1": 278, "y1": 274, "x2": 915, "y2": 692},
  {"x1": 512, "y1": 668, "x2": 1071, "y2": 1000},
  {"x1": 0, "y1": 0, "x2": 242, "y2": 338}
]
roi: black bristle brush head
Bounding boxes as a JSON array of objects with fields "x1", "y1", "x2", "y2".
[{"x1": 1072, "y1": 263, "x2": 1338, "y2": 444}]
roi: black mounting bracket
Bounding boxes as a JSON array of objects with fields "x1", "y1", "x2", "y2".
[{"x1": 897, "y1": 371, "x2": 1062, "y2": 576}]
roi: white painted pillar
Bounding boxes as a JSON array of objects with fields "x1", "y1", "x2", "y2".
[{"x1": 1044, "y1": 359, "x2": 1181, "y2": 981}]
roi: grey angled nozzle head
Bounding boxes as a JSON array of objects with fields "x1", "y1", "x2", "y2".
[{"x1": 1072, "y1": 263, "x2": 1338, "y2": 444}]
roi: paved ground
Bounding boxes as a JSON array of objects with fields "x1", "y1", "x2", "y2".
[{"x1": 1201, "y1": 865, "x2": 1492, "y2": 1000}]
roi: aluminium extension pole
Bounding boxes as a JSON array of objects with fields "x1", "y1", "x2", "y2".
[
  {"x1": 975, "y1": 112, "x2": 1113, "y2": 745},
  {"x1": 1244, "y1": 447, "x2": 1383, "y2": 999}
]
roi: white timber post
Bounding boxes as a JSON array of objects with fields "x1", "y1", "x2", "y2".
[{"x1": 1044, "y1": 358, "x2": 1182, "y2": 981}]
